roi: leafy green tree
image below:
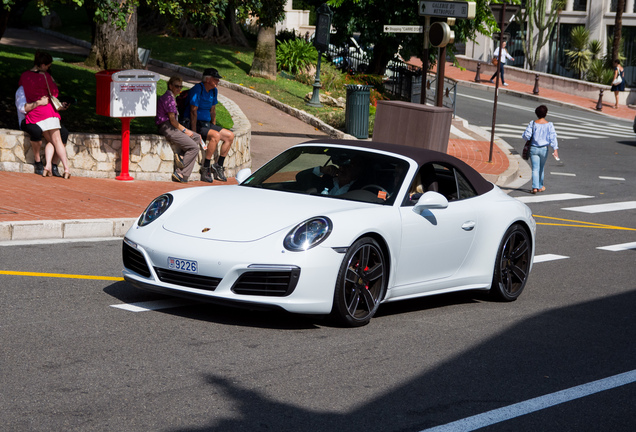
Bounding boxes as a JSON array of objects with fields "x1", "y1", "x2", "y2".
[
  {"x1": 318, "y1": 0, "x2": 502, "y2": 75},
  {"x1": 248, "y1": 0, "x2": 286, "y2": 80},
  {"x1": 1, "y1": 0, "x2": 230, "y2": 69},
  {"x1": 515, "y1": 0, "x2": 565, "y2": 70}
]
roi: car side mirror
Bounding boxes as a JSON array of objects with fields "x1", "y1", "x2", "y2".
[
  {"x1": 412, "y1": 191, "x2": 449, "y2": 214},
  {"x1": 236, "y1": 168, "x2": 252, "y2": 184}
]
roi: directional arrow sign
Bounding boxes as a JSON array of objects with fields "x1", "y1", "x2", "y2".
[
  {"x1": 384, "y1": 25, "x2": 424, "y2": 33},
  {"x1": 419, "y1": 1, "x2": 476, "y2": 19}
]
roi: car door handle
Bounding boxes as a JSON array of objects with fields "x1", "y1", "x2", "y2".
[{"x1": 462, "y1": 221, "x2": 476, "y2": 231}]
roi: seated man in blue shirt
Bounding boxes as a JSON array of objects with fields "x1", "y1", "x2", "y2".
[{"x1": 183, "y1": 68, "x2": 235, "y2": 183}]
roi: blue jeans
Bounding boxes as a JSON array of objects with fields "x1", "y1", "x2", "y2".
[
  {"x1": 530, "y1": 145, "x2": 548, "y2": 190},
  {"x1": 490, "y1": 63, "x2": 506, "y2": 84}
]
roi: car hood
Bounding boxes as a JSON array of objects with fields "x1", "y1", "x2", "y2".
[{"x1": 162, "y1": 186, "x2": 372, "y2": 242}]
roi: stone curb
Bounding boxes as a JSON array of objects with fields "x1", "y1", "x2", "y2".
[{"x1": 0, "y1": 218, "x2": 136, "y2": 242}]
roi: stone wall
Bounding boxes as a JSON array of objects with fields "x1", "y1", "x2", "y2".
[{"x1": 0, "y1": 94, "x2": 251, "y2": 181}]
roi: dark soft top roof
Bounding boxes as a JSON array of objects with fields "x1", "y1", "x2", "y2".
[{"x1": 302, "y1": 139, "x2": 495, "y2": 195}]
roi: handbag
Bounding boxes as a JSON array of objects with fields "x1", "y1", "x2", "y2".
[
  {"x1": 522, "y1": 121, "x2": 534, "y2": 160},
  {"x1": 612, "y1": 75, "x2": 622, "y2": 86},
  {"x1": 42, "y1": 72, "x2": 64, "y2": 111},
  {"x1": 492, "y1": 57, "x2": 499, "y2": 66}
]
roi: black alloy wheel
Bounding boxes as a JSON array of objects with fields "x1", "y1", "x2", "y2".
[
  {"x1": 332, "y1": 237, "x2": 387, "y2": 327},
  {"x1": 491, "y1": 224, "x2": 532, "y2": 301}
]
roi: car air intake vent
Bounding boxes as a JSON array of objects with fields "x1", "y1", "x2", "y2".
[
  {"x1": 232, "y1": 269, "x2": 300, "y2": 297},
  {"x1": 154, "y1": 267, "x2": 221, "y2": 291},
  {"x1": 122, "y1": 241, "x2": 151, "y2": 278}
]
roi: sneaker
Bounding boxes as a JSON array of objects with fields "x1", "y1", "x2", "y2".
[
  {"x1": 489, "y1": 79, "x2": 494, "y2": 84},
  {"x1": 174, "y1": 153, "x2": 185, "y2": 169},
  {"x1": 172, "y1": 170, "x2": 187, "y2": 183},
  {"x1": 210, "y1": 163, "x2": 227, "y2": 182},
  {"x1": 199, "y1": 166, "x2": 214, "y2": 183},
  {"x1": 34, "y1": 161, "x2": 43, "y2": 175},
  {"x1": 52, "y1": 165, "x2": 62, "y2": 177},
  {"x1": 503, "y1": 82, "x2": 509, "y2": 86}
]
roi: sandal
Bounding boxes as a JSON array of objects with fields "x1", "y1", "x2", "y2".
[
  {"x1": 531, "y1": 189, "x2": 538, "y2": 194},
  {"x1": 538, "y1": 187, "x2": 546, "y2": 192}
]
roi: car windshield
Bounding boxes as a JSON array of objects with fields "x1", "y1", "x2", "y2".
[{"x1": 240, "y1": 145, "x2": 410, "y2": 205}]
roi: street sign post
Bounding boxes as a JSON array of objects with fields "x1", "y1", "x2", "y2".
[
  {"x1": 383, "y1": 25, "x2": 423, "y2": 33},
  {"x1": 488, "y1": 3, "x2": 521, "y2": 162},
  {"x1": 419, "y1": 1, "x2": 476, "y2": 19}
]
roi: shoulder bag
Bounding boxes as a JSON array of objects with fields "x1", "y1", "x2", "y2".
[
  {"x1": 522, "y1": 121, "x2": 534, "y2": 160},
  {"x1": 43, "y1": 72, "x2": 64, "y2": 111},
  {"x1": 612, "y1": 74, "x2": 622, "y2": 86}
]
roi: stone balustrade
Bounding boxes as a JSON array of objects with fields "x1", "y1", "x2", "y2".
[{"x1": 0, "y1": 94, "x2": 251, "y2": 181}]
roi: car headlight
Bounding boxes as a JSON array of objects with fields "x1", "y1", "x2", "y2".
[
  {"x1": 284, "y1": 217, "x2": 332, "y2": 251},
  {"x1": 138, "y1": 194, "x2": 173, "y2": 227}
]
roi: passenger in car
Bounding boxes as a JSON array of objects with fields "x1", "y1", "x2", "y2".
[{"x1": 297, "y1": 157, "x2": 364, "y2": 195}]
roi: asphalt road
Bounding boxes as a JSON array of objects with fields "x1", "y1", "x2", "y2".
[{"x1": 2, "y1": 90, "x2": 636, "y2": 431}]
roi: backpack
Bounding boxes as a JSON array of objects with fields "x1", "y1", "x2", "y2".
[{"x1": 175, "y1": 88, "x2": 190, "y2": 119}]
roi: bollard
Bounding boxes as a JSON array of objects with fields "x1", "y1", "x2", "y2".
[
  {"x1": 533, "y1": 74, "x2": 540, "y2": 95},
  {"x1": 475, "y1": 62, "x2": 481, "y2": 82},
  {"x1": 596, "y1": 89, "x2": 604, "y2": 111}
]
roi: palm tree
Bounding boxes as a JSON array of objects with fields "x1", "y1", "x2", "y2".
[{"x1": 565, "y1": 26, "x2": 591, "y2": 79}]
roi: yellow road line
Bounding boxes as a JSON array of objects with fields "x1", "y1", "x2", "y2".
[
  {"x1": 534, "y1": 215, "x2": 636, "y2": 231},
  {"x1": 0, "y1": 270, "x2": 124, "y2": 281}
]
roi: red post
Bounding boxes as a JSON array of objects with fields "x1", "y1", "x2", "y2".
[{"x1": 116, "y1": 117, "x2": 134, "y2": 181}]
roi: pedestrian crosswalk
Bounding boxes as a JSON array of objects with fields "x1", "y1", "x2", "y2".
[
  {"x1": 516, "y1": 194, "x2": 636, "y2": 264},
  {"x1": 491, "y1": 121, "x2": 635, "y2": 140}
]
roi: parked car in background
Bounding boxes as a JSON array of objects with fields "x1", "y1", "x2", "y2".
[{"x1": 327, "y1": 36, "x2": 369, "y2": 73}]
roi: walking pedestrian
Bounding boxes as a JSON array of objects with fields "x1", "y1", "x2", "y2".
[
  {"x1": 15, "y1": 85, "x2": 69, "y2": 176},
  {"x1": 19, "y1": 51, "x2": 71, "y2": 178},
  {"x1": 489, "y1": 41, "x2": 514, "y2": 86},
  {"x1": 522, "y1": 105, "x2": 559, "y2": 194},
  {"x1": 611, "y1": 59, "x2": 625, "y2": 109}
]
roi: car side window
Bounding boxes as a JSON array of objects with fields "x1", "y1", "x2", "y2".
[
  {"x1": 454, "y1": 169, "x2": 477, "y2": 200},
  {"x1": 403, "y1": 163, "x2": 478, "y2": 205}
]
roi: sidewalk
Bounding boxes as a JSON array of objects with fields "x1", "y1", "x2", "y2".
[{"x1": 1, "y1": 28, "x2": 632, "y2": 242}]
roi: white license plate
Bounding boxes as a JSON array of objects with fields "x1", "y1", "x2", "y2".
[{"x1": 167, "y1": 257, "x2": 198, "y2": 274}]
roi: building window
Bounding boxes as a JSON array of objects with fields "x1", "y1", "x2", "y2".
[
  {"x1": 572, "y1": 0, "x2": 586, "y2": 11},
  {"x1": 610, "y1": 0, "x2": 626, "y2": 13}
]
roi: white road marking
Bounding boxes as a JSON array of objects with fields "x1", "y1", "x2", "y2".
[
  {"x1": 597, "y1": 242, "x2": 636, "y2": 252},
  {"x1": 598, "y1": 176, "x2": 625, "y2": 181},
  {"x1": 550, "y1": 172, "x2": 576, "y2": 176},
  {"x1": 533, "y1": 254, "x2": 569, "y2": 263},
  {"x1": 419, "y1": 369, "x2": 636, "y2": 432},
  {"x1": 516, "y1": 193, "x2": 594, "y2": 204},
  {"x1": 111, "y1": 299, "x2": 195, "y2": 312},
  {"x1": 562, "y1": 201, "x2": 636, "y2": 214}
]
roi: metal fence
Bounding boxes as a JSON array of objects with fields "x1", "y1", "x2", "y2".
[{"x1": 410, "y1": 73, "x2": 458, "y2": 117}]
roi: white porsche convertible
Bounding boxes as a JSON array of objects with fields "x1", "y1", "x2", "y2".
[{"x1": 122, "y1": 140, "x2": 535, "y2": 326}]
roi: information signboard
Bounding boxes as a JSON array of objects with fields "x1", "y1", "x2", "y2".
[{"x1": 418, "y1": 1, "x2": 476, "y2": 19}]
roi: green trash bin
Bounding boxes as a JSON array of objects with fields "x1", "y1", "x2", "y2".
[{"x1": 345, "y1": 84, "x2": 372, "y2": 139}]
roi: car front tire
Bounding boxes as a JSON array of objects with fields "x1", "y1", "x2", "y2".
[
  {"x1": 490, "y1": 224, "x2": 531, "y2": 301},
  {"x1": 331, "y1": 237, "x2": 387, "y2": 327}
]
